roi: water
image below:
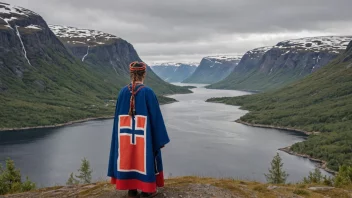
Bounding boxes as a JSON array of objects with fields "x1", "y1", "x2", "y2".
[{"x1": 0, "y1": 84, "x2": 330, "y2": 187}]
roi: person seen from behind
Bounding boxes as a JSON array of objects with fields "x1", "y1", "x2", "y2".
[{"x1": 108, "y1": 61, "x2": 170, "y2": 198}]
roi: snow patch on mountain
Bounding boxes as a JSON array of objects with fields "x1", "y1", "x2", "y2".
[
  {"x1": 276, "y1": 36, "x2": 352, "y2": 53},
  {"x1": 0, "y1": 2, "x2": 39, "y2": 17},
  {"x1": 49, "y1": 25, "x2": 119, "y2": 46},
  {"x1": 204, "y1": 55, "x2": 243, "y2": 62},
  {"x1": 25, "y1": 24, "x2": 42, "y2": 30},
  {"x1": 150, "y1": 62, "x2": 199, "y2": 67}
]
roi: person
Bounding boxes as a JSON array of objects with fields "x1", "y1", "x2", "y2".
[{"x1": 108, "y1": 61, "x2": 170, "y2": 198}]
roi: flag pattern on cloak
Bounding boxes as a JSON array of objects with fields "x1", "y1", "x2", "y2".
[{"x1": 108, "y1": 84, "x2": 170, "y2": 193}]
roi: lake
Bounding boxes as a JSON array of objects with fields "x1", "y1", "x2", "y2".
[{"x1": 0, "y1": 84, "x2": 330, "y2": 187}]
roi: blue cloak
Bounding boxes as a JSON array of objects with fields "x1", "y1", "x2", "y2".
[{"x1": 108, "y1": 84, "x2": 170, "y2": 192}]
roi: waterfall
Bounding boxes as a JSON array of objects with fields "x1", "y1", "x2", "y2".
[
  {"x1": 82, "y1": 46, "x2": 90, "y2": 62},
  {"x1": 14, "y1": 26, "x2": 32, "y2": 66},
  {"x1": 109, "y1": 59, "x2": 119, "y2": 76}
]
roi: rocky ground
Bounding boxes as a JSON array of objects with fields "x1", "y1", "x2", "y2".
[{"x1": 2, "y1": 177, "x2": 352, "y2": 198}]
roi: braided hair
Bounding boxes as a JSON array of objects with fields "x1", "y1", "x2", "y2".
[{"x1": 128, "y1": 61, "x2": 147, "y2": 116}]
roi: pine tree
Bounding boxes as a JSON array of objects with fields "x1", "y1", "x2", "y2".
[
  {"x1": 265, "y1": 153, "x2": 289, "y2": 184},
  {"x1": 0, "y1": 164, "x2": 7, "y2": 195},
  {"x1": 66, "y1": 173, "x2": 79, "y2": 185},
  {"x1": 3, "y1": 159, "x2": 21, "y2": 185},
  {"x1": 303, "y1": 168, "x2": 323, "y2": 184},
  {"x1": 0, "y1": 159, "x2": 35, "y2": 195},
  {"x1": 75, "y1": 158, "x2": 92, "y2": 184},
  {"x1": 21, "y1": 177, "x2": 36, "y2": 192},
  {"x1": 334, "y1": 165, "x2": 352, "y2": 187}
]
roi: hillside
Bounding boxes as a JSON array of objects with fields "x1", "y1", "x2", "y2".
[
  {"x1": 207, "y1": 36, "x2": 352, "y2": 91},
  {"x1": 207, "y1": 40, "x2": 352, "y2": 171},
  {"x1": 4, "y1": 177, "x2": 351, "y2": 198},
  {"x1": 0, "y1": 3, "x2": 188, "y2": 130},
  {"x1": 151, "y1": 62, "x2": 197, "y2": 82},
  {"x1": 183, "y1": 55, "x2": 241, "y2": 84},
  {"x1": 49, "y1": 25, "x2": 191, "y2": 95},
  {"x1": 0, "y1": 2, "x2": 122, "y2": 129}
]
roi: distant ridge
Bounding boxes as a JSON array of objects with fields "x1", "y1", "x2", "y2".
[
  {"x1": 207, "y1": 36, "x2": 352, "y2": 91},
  {"x1": 183, "y1": 55, "x2": 242, "y2": 84}
]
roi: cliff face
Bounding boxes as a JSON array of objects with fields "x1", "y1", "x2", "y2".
[
  {"x1": 0, "y1": 2, "x2": 122, "y2": 128},
  {"x1": 0, "y1": 2, "x2": 188, "y2": 129},
  {"x1": 183, "y1": 55, "x2": 242, "y2": 84},
  {"x1": 208, "y1": 36, "x2": 352, "y2": 91},
  {"x1": 151, "y1": 63, "x2": 197, "y2": 82},
  {"x1": 0, "y1": 3, "x2": 78, "y2": 93},
  {"x1": 49, "y1": 25, "x2": 191, "y2": 95}
]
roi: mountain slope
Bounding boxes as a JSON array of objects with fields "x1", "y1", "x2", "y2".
[
  {"x1": 151, "y1": 62, "x2": 197, "y2": 82},
  {"x1": 207, "y1": 40, "x2": 352, "y2": 171},
  {"x1": 49, "y1": 25, "x2": 191, "y2": 95},
  {"x1": 208, "y1": 36, "x2": 352, "y2": 91},
  {"x1": 0, "y1": 2, "x2": 126, "y2": 129},
  {"x1": 183, "y1": 55, "x2": 241, "y2": 84},
  {"x1": 0, "y1": 3, "x2": 188, "y2": 129}
]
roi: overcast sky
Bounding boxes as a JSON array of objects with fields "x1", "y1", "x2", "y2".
[{"x1": 3, "y1": 0, "x2": 352, "y2": 64}]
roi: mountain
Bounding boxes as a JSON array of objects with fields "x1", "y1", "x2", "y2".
[
  {"x1": 49, "y1": 25, "x2": 191, "y2": 95},
  {"x1": 207, "y1": 36, "x2": 352, "y2": 91},
  {"x1": 0, "y1": 2, "x2": 188, "y2": 129},
  {"x1": 150, "y1": 62, "x2": 197, "y2": 82},
  {"x1": 207, "y1": 40, "x2": 352, "y2": 171},
  {"x1": 183, "y1": 55, "x2": 242, "y2": 84}
]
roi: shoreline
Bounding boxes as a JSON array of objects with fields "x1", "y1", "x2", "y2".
[
  {"x1": 0, "y1": 98, "x2": 178, "y2": 132},
  {"x1": 235, "y1": 120, "x2": 320, "y2": 136},
  {"x1": 236, "y1": 120, "x2": 336, "y2": 175},
  {"x1": 0, "y1": 116, "x2": 114, "y2": 132},
  {"x1": 279, "y1": 147, "x2": 337, "y2": 175}
]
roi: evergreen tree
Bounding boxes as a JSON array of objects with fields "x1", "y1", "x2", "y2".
[
  {"x1": 334, "y1": 165, "x2": 352, "y2": 187},
  {"x1": 66, "y1": 173, "x2": 79, "y2": 185},
  {"x1": 265, "y1": 153, "x2": 289, "y2": 184},
  {"x1": 21, "y1": 177, "x2": 36, "y2": 192},
  {"x1": 304, "y1": 168, "x2": 323, "y2": 184},
  {"x1": 0, "y1": 164, "x2": 7, "y2": 195},
  {"x1": 75, "y1": 158, "x2": 92, "y2": 184},
  {"x1": 0, "y1": 159, "x2": 35, "y2": 195}
]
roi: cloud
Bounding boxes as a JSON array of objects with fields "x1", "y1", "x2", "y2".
[{"x1": 3, "y1": 0, "x2": 352, "y2": 63}]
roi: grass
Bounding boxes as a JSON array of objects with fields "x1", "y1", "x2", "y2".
[{"x1": 6, "y1": 177, "x2": 351, "y2": 197}]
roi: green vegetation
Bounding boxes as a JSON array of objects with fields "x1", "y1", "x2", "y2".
[
  {"x1": 265, "y1": 153, "x2": 289, "y2": 184},
  {"x1": 334, "y1": 165, "x2": 352, "y2": 187},
  {"x1": 0, "y1": 159, "x2": 36, "y2": 195},
  {"x1": 0, "y1": 49, "x2": 189, "y2": 130},
  {"x1": 66, "y1": 158, "x2": 93, "y2": 185},
  {"x1": 207, "y1": 42, "x2": 352, "y2": 171},
  {"x1": 303, "y1": 168, "x2": 333, "y2": 186}
]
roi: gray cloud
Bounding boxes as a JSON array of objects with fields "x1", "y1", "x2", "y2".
[{"x1": 3, "y1": 0, "x2": 352, "y2": 63}]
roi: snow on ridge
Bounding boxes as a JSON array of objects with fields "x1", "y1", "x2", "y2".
[
  {"x1": 247, "y1": 46, "x2": 273, "y2": 55},
  {"x1": 275, "y1": 36, "x2": 352, "y2": 52},
  {"x1": 150, "y1": 62, "x2": 198, "y2": 67},
  {"x1": 0, "y1": 2, "x2": 39, "y2": 17},
  {"x1": 205, "y1": 54, "x2": 243, "y2": 62},
  {"x1": 49, "y1": 25, "x2": 119, "y2": 46}
]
